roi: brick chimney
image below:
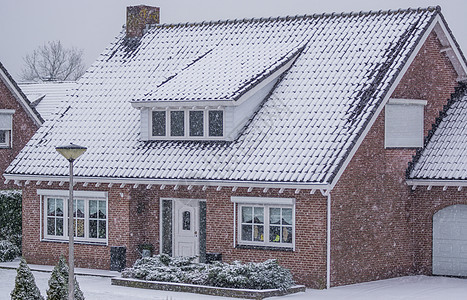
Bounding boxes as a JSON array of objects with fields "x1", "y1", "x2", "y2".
[{"x1": 126, "y1": 5, "x2": 160, "y2": 38}]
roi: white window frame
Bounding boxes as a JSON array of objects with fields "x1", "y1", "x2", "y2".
[
  {"x1": 385, "y1": 99, "x2": 427, "y2": 148},
  {"x1": 0, "y1": 109, "x2": 14, "y2": 148},
  {"x1": 231, "y1": 196, "x2": 295, "y2": 249},
  {"x1": 38, "y1": 190, "x2": 108, "y2": 245},
  {"x1": 150, "y1": 108, "x2": 225, "y2": 140}
]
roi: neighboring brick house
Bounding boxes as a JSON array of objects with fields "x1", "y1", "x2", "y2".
[
  {"x1": 0, "y1": 62, "x2": 42, "y2": 190},
  {"x1": 4, "y1": 6, "x2": 467, "y2": 288}
]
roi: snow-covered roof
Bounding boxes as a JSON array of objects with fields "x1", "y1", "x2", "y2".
[
  {"x1": 408, "y1": 83, "x2": 467, "y2": 182},
  {"x1": 18, "y1": 82, "x2": 77, "y2": 121},
  {"x1": 5, "y1": 7, "x2": 446, "y2": 186}
]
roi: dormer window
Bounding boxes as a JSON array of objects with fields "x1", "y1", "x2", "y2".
[{"x1": 151, "y1": 108, "x2": 224, "y2": 140}]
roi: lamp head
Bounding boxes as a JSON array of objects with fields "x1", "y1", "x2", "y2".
[{"x1": 55, "y1": 143, "x2": 87, "y2": 162}]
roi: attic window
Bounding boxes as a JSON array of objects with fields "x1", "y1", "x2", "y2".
[
  {"x1": 385, "y1": 99, "x2": 427, "y2": 148},
  {"x1": 151, "y1": 108, "x2": 224, "y2": 140},
  {"x1": 0, "y1": 110, "x2": 14, "y2": 148}
]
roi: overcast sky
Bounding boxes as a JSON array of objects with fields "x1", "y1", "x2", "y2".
[{"x1": 1, "y1": 0, "x2": 466, "y2": 81}]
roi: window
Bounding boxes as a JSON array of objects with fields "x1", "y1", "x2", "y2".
[
  {"x1": 209, "y1": 110, "x2": 223, "y2": 137},
  {"x1": 170, "y1": 111, "x2": 184, "y2": 136},
  {"x1": 385, "y1": 99, "x2": 427, "y2": 148},
  {"x1": 189, "y1": 111, "x2": 204, "y2": 136},
  {"x1": 151, "y1": 109, "x2": 224, "y2": 139},
  {"x1": 232, "y1": 197, "x2": 295, "y2": 248},
  {"x1": 40, "y1": 190, "x2": 107, "y2": 244},
  {"x1": 152, "y1": 111, "x2": 166, "y2": 136},
  {"x1": 0, "y1": 110, "x2": 14, "y2": 148}
]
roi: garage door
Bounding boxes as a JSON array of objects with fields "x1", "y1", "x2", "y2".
[{"x1": 433, "y1": 204, "x2": 467, "y2": 276}]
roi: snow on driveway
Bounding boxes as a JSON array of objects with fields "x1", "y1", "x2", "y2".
[{"x1": 0, "y1": 268, "x2": 466, "y2": 300}]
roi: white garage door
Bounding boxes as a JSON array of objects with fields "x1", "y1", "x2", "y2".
[{"x1": 433, "y1": 204, "x2": 467, "y2": 276}]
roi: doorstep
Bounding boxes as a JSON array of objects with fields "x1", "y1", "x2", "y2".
[
  {"x1": 0, "y1": 258, "x2": 120, "y2": 278},
  {"x1": 112, "y1": 277, "x2": 306, "y2": 299}
]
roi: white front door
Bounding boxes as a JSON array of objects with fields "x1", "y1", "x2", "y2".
[{"x1": 173, "y1": 199, "x2": 199, "y2": 257}]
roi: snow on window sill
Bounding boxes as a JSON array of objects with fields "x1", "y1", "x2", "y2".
[
  {"x1": 235, "y1": 244, "x2": 293, "y2": 252},
  {"x1": 41, "y1": 238, "x2": 108, "y2": 246}
]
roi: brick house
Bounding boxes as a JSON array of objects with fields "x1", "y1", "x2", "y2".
[
  {"x1": 4, "y1": 6, "x2": 467, "y2": 288},
  {"x1": 0, "y1": 62, "x2": 42, "y2": 190}
]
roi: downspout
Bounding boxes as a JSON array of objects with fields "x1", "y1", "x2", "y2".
[{"x1": 326, "y1": 191, "x2": 331, "y2": 289}]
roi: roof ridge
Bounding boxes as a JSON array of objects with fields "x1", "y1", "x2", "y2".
[{"x1": 145, "y1": 6, "x2": 439, "y2": 30}]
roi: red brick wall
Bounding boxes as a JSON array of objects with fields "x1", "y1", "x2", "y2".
[
  {"x1": 0, "y1": 79, "x2": 38, "y2": 190},
  {"x1": 22, "y1": 182, "x2": 132, "y2": 269},
  {"x1": 204, "y1": 187, "x2": 327, "y2": 288},
  {"x1": 330, "y1": 31, "x2": 458, "y2": 286},
  {"x1": 22, "y1": 181, "x2": 328, "y2": 287}
]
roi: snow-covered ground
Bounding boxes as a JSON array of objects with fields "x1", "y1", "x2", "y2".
[{"x1": 1, "y1": 267, "x2": 466, "y2": 300}]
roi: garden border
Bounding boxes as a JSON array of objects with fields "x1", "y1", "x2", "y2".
[{"x1": 111, "y1": 277, "x2": 306, "y2": 299}]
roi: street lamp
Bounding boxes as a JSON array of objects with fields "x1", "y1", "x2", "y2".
[{"x1": 56, "y1": 143, "x2": 87, "y2": 300}]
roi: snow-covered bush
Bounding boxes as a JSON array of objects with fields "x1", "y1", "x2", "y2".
[
  {"x1": 0, "y1": 190, "x2": 22, "y2": 254},
  {"x1": 122, "y1": 254, "x2": 208, "y2": 285},
  {"x1": 11, "y1": 257, "x2": 44, "y2": 300},
  {"x1": 0, "y1": 240, "x2": 20, "y2": 262},
  {"x1": 207, "y1": 259, "x2": 294, "y2": 290},
  {"x1": 46, "y1": 256, "x2": 85, "y2": 300},
  {"x1": 122, "y1": 255, "x2": 294, "y2": 290}
]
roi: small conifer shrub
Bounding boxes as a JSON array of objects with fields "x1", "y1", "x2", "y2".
[
  {"x1": 46, "y1": 256, "x2": 85, "y2": 300},
  {"x1": 10, "y1": 257, "x2": 44, "y2": 300}
]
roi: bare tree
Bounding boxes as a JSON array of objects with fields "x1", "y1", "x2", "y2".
[{"x1": 21, "y1": 41, "x2": 85, "y2": 82}]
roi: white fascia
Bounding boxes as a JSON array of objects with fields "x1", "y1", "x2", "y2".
[
  {"x1": 4, "y1": 173, "x2": 331, "y2": 191},
  {"x1": 433, "y1": 16, "x2": 467, "y2": 81},
  {"x1": 328, "y1": 16, "x2": 440, "y2": 191},
  {"x1": 406, "y1": 179, "x2": 467, "y2": 187},
  {"x1": 130, "y1": 52, "x2": 298, "y2": 109},
  {"x1": 0, "y1": 68, "x2": 43, "y2": 127}
]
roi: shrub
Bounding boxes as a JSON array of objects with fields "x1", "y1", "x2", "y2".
[
  {"x1": 122, "y1": 255, "x2": 294, "y2": 290},
  {"x1": 0, "y1": 240, "x2": 20, "y2": 262},
  {"x1": 122, "y1": 254, "x2": 208, "y2": 285},
  {"x1": 46, "y1": 256, "x2": 85, "y2": 300},
  {"x1": 207, "y1": 259, "x2": 294, "y2": 290},
  {"x1": 0, "y1": 190, "x2": 22, "y2": 254},
  {"x1": 10, "y1": 257, "x2": 44, "y2": 300}
]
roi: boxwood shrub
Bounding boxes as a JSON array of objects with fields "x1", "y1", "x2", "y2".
[{"x1": 122, "y1": 254, "x2": 294, "y2": 290}]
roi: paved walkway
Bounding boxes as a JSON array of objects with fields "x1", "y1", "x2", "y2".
[{"x1": 0, "y1": 258, "x2": 119, "y2": 278}]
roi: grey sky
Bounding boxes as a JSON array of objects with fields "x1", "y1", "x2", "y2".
[{"x1": 1, "y1": 0, "x2": 466, "y2": 81}]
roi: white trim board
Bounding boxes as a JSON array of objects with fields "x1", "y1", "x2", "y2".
[
  {"x1": 231, "y1": 196, "x2": 295, "y2": 205},
  {"x1": 4, "y1": 174, "x2": 331, "y2": 191},
  {"x1": 37, "y1": 189, "x2": 107, "y2": 199}
]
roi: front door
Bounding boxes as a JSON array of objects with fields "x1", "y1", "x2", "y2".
[{"x1": 173, "y1": 199, "x2": 199, "y2": 257}]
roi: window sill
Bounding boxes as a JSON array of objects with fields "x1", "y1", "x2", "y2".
[
  {"x1": 235, "y1": 244, "x2": 293, "y2": 252},
  {"x1": 41, "y1": 238, "x2": 108, "y2": 246}
]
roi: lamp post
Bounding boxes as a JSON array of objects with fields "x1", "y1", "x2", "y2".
[{"x1": 56, "y1": 143, "x2": 87, "y2": 300}]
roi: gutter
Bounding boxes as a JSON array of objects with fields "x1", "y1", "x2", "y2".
[
  {"x1": 3, "y1": 173, "x2": 332, "y2": 192},
  {"x1": 406, "y1": 179, "x2": 467, "y2": 189}
]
